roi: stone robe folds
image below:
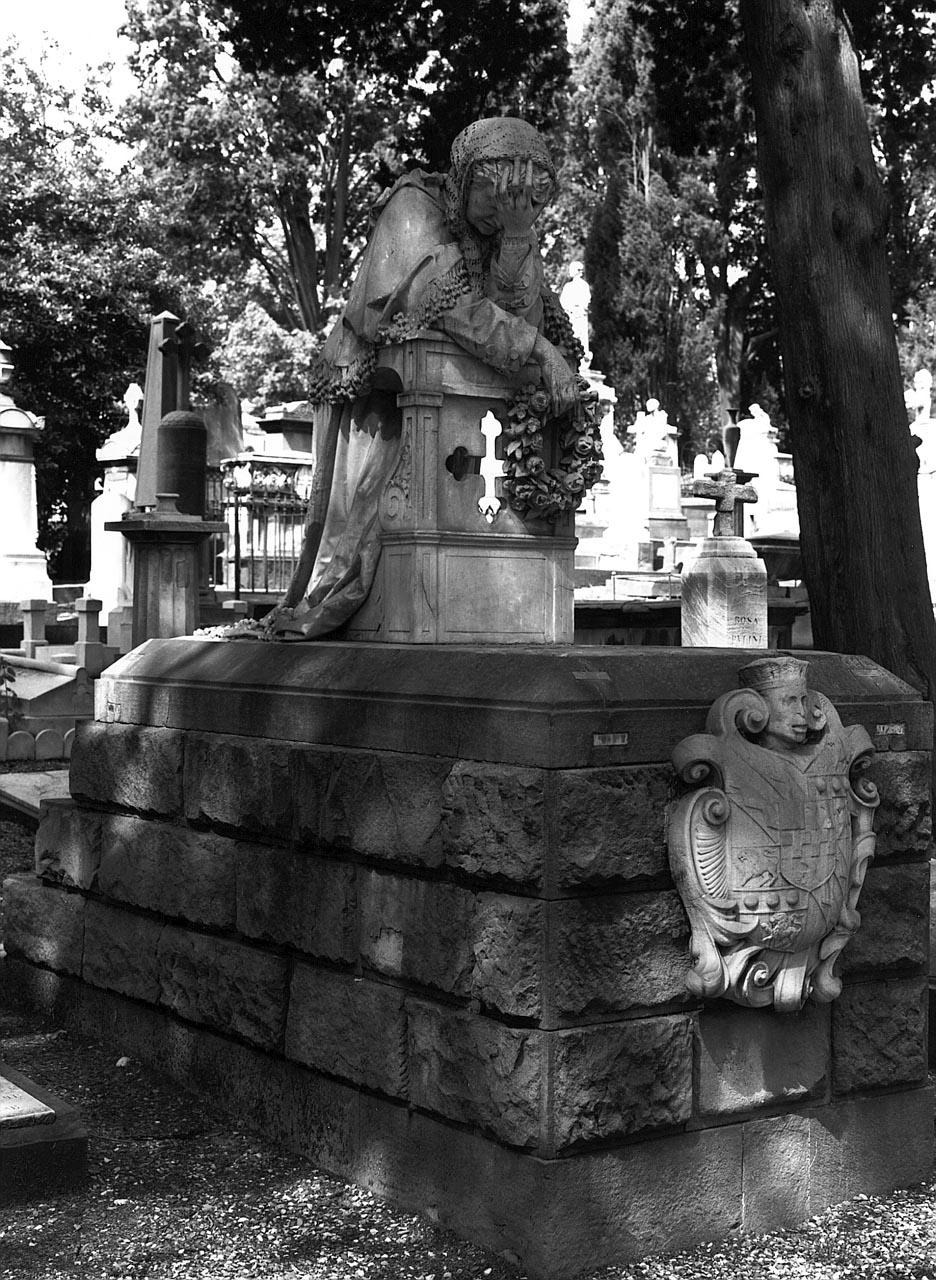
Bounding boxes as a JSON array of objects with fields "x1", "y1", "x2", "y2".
[{"x1": 275, "y1": 171, "x2": 553, "y2": 639}]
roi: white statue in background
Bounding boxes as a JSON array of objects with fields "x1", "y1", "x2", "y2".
[
  {"x1": 733, "y1": 403, "x2": 781, "y2": 536},
  {"x1": 633, "y1": 397, "x2": 677, "y2": 468},
  {"x1": 733, "y1": 404, "x2": 777, "y2": 479},
  {"x1": 910, "y1": 369, "x2": 936, "y2": 603},
  {"x1": 908, "y1": 368, "x2": 933, "y2": 425},
  {"x1": 559, "y1": 261, "x2": 592, "y2": 367}
]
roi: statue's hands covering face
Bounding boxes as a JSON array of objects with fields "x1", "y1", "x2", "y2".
[{"x1": 466, "y1": 158, "x2": 552, "y2": 237}]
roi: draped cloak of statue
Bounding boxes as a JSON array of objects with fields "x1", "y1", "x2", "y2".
[{"x1": 270, "y1": 117, "x2": 582, "y2": 640}]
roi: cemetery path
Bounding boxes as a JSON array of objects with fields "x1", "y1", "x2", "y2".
[
  {"x1": 0, "y1": 1000, "x2": 527, "y2": 1280},
  {"x1": 1, "y1": 1004, "x2": 935, "y2": 1280}
]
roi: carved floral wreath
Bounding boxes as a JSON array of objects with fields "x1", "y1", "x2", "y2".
[{"x1": 501, "y1": 376, "x2": 604, "y2": 521}]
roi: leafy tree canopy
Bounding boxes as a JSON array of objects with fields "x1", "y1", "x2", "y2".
[
  {"x1": 0, "y1": 43, "x2": 180, "y2": 579},
  {"x1": 220, "y1": 0, "x2": 570, "y2": 168}
]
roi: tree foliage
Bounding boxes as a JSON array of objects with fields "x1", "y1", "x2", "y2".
[
  {"x1": 221, "y1": 0, "x2": 570, "y2": 169},
  {"x1": 0, "y1": 46, "x2": 177, "y2": 580},
  {"x1": 565, "y1": 0, "x2": 724, "y2": 454},
  {"x1": 741, "y1": 0, "x2": 936, "y2": 697},
  {"x1": 119, "y1": 0, "x2": 570, "y2": 360},
  {"x1": 846, "y1": 1, "x2": 936, "y2": 321}
]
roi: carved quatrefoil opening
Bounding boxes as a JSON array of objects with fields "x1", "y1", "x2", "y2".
[{"x1": 444, "y1": 446, "x2": 475, "y2": 482}]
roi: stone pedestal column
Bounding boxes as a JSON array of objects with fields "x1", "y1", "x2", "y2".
[
  {"x1": 345, "y1": 334, "x2": 576, "y2": 644},
  {"x1": 106, "y1": 498, "x2": 225, "y2": 646},
  {"x1": 681, "y1": 535, "x2": 768, "y2": 647}
]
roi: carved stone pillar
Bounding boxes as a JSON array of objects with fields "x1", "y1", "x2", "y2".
[{"x1": 344, "y1": 333, "x2": 576, "y2": 644}]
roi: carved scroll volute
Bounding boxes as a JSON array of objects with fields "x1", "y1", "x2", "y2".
[
  {"x1": 668, "y1": 659, "x2": 879, "y2": 1013},
  {"x1": 380, "y1": 419, "x2": 415, "y2": 529}
]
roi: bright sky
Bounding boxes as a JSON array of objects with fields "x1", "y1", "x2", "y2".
[
  {"x1": 1, "y1": 0, "x2": 591, "y2": 95},
  {"x1": 0, "y1": 0, "x2": 136, "y2": 98}
]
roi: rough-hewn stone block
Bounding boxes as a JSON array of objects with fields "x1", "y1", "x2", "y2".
[
  {"x1": 549, "y1": 891, "x2": 688, "y2": 1020},
  {"x1": 406, "y1": 999, "x2": 543, "y2": 1150},
  {"x1": 236, "y1": 844, "x2": 355, "y2": 962},
  {"x1": 183, "y1": 733, "x2": 292, "y2": 839},
  {"x1": 439, "y1": 762, "x2": 544, "y2": 885},
  {"x1": 2, "y1": 875, "x2": 84, "y2": 975},
  {"x1": 832, "y1": 977, "x2": 927, "y2": 1094},
  {"x1": 321, "y1": 753, "x2": 449, "y2": 867},
  {"x1": 71, "y1": 722, "x2": 183, "y2": 815},
  {"x1": 285, "y1": 965, "x2": 406, "y2": 1097},
  {"x1": 697, "y1": 1003, "x2": 829, "y2": 1116},
  {"x1": 157, "y1": 926, "x2": 288, "y2": 1050},
  {"x1": 97, "y1": 815, "x2": 236, "y2": 929},
  {"x1": 357, "y1": 874, "x2": 543, "y2": 1018},
  {"x1": 359, "y1": 871, "x2": 473, "y2": 993},
  {"x1": 551, "y1": 1015, "x2": 692, "y2": 1151},
  {"x1": 83, "y1": 900, "x2": 162, "y2": 1002},
  {"x1": 553, "y1": 766, "x2": 674, "y2": 888},
  {"x1": 841, "y1": 863, "x2": 928, "y2": 974},
  {"x1": 866, "y1": 752, "x2": 932, "y2": 860},
  {"x1": 470, "y1": 893, "x2": 542, "y2": 1019},
  {"x1": 35, "y1": 799, "x2": 101, "y2": 890},
  {"x1": 289, "y1": 746, "x2": 334, "y2": 843}
]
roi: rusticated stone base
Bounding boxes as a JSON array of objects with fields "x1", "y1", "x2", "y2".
[
  {"x1": 2, "y1": 960, "x2": 932, "y2": 1278},
  {"x1": 2, "y1": 640, "x2": 932, "y2": 1278}
]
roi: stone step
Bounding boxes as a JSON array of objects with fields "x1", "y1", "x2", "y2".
[{"x1": 0, "y1": 1062, "x2": 87, "y2": 1201}]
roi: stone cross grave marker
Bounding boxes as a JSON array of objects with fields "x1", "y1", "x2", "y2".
[
  {"x1": 691, "y1": 468, "x2": 759, "y2": 538},
  {"x1": 681, "y1": 467, "x2": 768, "y2": 648},
  {"x1": 135, "y1": 312, "x2": 209, "y2": 511}
]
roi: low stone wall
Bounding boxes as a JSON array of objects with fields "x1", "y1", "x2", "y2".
[
  {"x1": 1, "y1": 640, "x2": 932, "y2": 1278},
  {"x1": 0, "y1": 719, "x2": 75, "y2": 761}
]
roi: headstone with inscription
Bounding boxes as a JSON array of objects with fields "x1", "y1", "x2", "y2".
[{"x1": 681, "y1": 467, "x2": 767, "y2": 647}]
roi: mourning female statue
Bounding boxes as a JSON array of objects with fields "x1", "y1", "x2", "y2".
[{"x1": 260, "y1": 117, "x2": 591, "y2": 640}]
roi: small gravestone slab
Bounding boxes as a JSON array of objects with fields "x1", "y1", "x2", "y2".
[
  {"x1": 0, "y1": 1074, "x2": 55, "y2": 1128},
  {"x1": 0, "y1": 1063, "x2": 87, "y2": 1200}
]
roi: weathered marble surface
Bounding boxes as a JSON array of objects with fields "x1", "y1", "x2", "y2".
[
  {"x1": 681, "y1": 536, "x2": 768, "y2": 647},
  {"x1": 0, "y1": 1075, "x2": 54, "y2": 1129},
  {"x1": 669, "y1": 656, "x2": 878, "y2": 1011}
]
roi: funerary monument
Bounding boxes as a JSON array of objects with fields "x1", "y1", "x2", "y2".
[{"x1": 2, "y1": 119, "x2": 931, "y2": 1278}]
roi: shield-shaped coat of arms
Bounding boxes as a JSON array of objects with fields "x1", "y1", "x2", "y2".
[{"x1": 668, "y1": 657, "x2": 878, "y2": 1012}]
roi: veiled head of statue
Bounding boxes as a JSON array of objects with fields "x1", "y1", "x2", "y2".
[{"x1": 445, "y1": 117, "x2": 556, "y2": 243}]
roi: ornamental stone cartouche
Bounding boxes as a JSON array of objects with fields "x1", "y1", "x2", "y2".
[{"x1": 668, "y1": 656, "x2": 878, "y2": 1012}]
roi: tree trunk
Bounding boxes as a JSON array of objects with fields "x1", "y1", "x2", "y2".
[
  {"x1": 279, "y1": 185, "x2": 321, "y2": 332},
  {"x1": 740, "y1": 0, "x2": 936, "y2": 697},
  {"x1": 324, "y1": 112, "x2": 351, "y2": 293}
]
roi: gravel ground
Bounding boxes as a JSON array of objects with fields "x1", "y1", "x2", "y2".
[{"x1": 3, "y1": 791, "x2": 936, "y2": 1280}]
